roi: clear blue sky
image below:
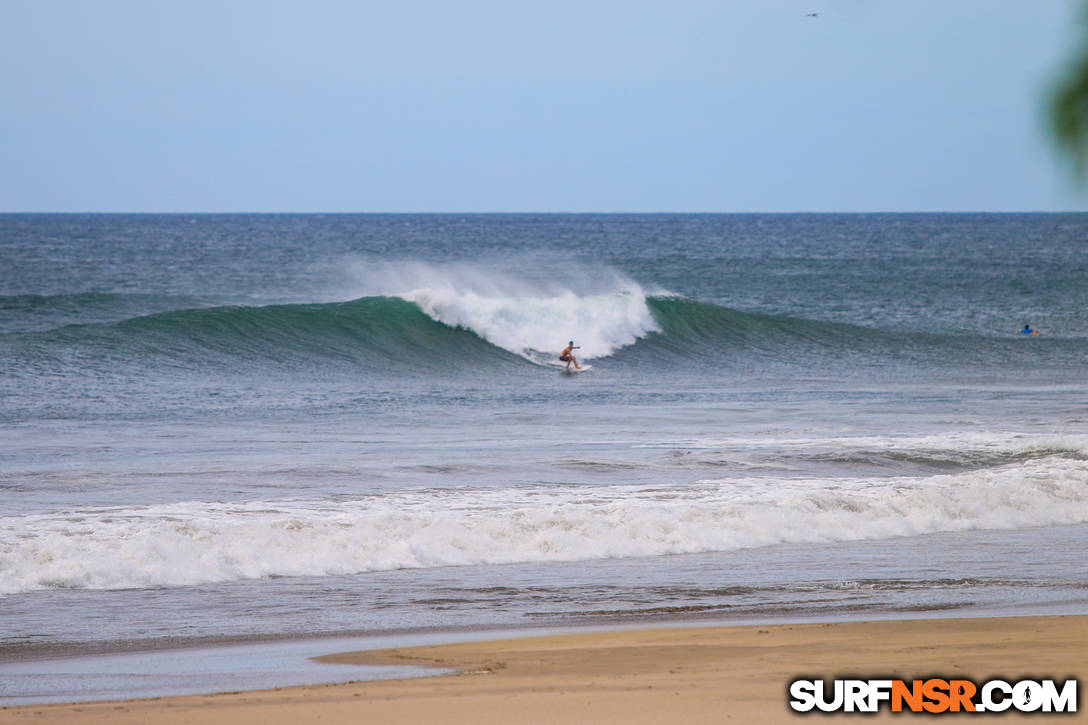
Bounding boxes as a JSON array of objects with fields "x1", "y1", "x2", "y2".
[{"x1": 1, "y1": 0, "x2": 1084, "y2": 212}]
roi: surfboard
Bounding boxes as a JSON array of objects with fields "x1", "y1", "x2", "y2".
[{"x1": 560, "y1": 364, "x2": 592, "y2": 374}]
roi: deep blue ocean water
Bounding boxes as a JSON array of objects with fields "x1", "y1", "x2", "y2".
[{"x1": 2, "y1": 213, "x2": 1087, "y2": 699}]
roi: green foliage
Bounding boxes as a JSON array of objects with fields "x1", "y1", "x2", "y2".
[
  {"x1": 1051, "y1": 4, "x2": 1088, "y2": 175},
  {"x1": 1052, "y1": 58, "x2": 1088, "y2": 172}
]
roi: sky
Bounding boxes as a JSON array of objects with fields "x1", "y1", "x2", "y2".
[{"x1": 1, "y1": 0, "x2": 1086, "y2": 212}]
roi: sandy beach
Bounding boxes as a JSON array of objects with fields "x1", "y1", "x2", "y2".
[{"x1": 2, "y1": 615, "x2": 1084, "y2": 724}]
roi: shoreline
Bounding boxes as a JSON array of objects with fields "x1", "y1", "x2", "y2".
[
  {"x1": 2, "y1": 614, "x2": 1084, "y2": 723},
  {"x1": 6, "y1": 598, "x2": 1084, "y2": 665}
]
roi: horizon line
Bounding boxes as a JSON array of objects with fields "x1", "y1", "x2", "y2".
[{"x1": 2, "y1": 209, "x2": 1086, "y2": 215}]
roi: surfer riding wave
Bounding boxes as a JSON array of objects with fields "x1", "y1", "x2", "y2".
[{"x1": 559, "y1": 341, "x2": 581, "y2": 370}]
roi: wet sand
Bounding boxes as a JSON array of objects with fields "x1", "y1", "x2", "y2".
[{"x1": 2, "y1": 615, "x2": 1085, "y2": 724}]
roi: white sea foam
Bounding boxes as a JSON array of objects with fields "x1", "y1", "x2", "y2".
[
  {"x1": 638, "y1": 431, "x2": 1088, "y2": 458},
  {"x1": 2, "y1": 456, "x2": 1087, "y2": 595},
  {"x1": 340, "y1": 259, "x2": 661, "y2": 360}
]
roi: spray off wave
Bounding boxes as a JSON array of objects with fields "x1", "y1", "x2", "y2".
[
  {"x1": 339, "y1": 260, "x2": 662, "y2": 361},
  {"x1": 7, "y1": 260, "x2": 1079, "y2": 377}
]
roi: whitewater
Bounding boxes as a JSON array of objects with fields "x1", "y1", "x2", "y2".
[
  {"x1": 2, "y1": 213, "x2": 1087, "y2": 694},
  {"x1": 4, "y1": 447, "x2": 1087, "y2": 595},
  {"x1": 335, "y1": 259, "x2": 664, "y2": 361}
]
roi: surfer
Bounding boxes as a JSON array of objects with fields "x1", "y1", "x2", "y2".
[
  {"x1": 559, "y1": 341, "x2": 581, "y2": 370},
  {"x1": 1021, "y1": 324, "x2": 1040, "y2": 336}
]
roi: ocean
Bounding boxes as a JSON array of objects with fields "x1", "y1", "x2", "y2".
[{"x1": 2, "y1": 213, "x2": 1087, "y2": 702}]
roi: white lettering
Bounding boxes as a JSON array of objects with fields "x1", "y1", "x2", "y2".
[
  {"x1": 981, "y1": 680, "x2": 1012, "y2": 712},
  {"x1": 844, "y1": 680, "x2": 868, "y2": 712},
  {"x1": 867, "y1": 679, "x2": 893, "y2": 711},
  {"x1": 1040, "y1": 679, "x2": 1078, "y2": 713},
  {"x1": 788, "y1": 680, "x2": 816, "y2": 712},
  {"x1": 1013, "y1": 680, "x2": 1043, "y2": 712},
  {"x1": 815, "y1": 679, "x2": 844, "y2": 712},
  {"x1": 788, "y1": 676, "x2": 1077, "y2": 714}
]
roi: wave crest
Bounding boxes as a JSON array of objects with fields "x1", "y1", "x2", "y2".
[{"x1": 339, "y1": 260, "x2": 661, "y2": 360}]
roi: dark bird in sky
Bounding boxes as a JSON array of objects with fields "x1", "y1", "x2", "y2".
[{"x1": 806, "y1": 12, "x2": 819, "y2": 17}]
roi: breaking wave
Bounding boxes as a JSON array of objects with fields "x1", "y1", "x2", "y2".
[
  {"x1": 3, "y1": 455, "x2": 1087, "y2": 594},
  {"x1": 3, "y1": 261, "x2": 1080, "y2": 377}
]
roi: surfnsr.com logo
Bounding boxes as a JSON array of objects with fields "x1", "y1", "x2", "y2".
[{"x1": 789, "y1": 678, "x2": 1078, "y2": 714}]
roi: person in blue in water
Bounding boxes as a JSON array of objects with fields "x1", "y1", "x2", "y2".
[
  {"x1": 1021, "y1": 323, "x2": 1040, "y2": 336},
  {"x1": 559, "y1": 340, "x2": 581, "y2": 370}
]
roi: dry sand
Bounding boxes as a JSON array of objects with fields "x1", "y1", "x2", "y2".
[{"x1": 2, "y1": 615, "x2": 1085, "y2": 724}]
